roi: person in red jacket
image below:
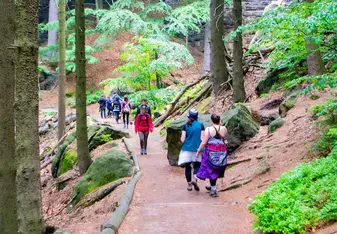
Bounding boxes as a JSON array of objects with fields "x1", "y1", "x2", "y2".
[{"x1": 135, "y1": 105, "x2": 153, "y2": 155}]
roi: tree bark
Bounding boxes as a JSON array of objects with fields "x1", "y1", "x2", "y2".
[
  {"x1": 210, "y1": 0, "x2": 228, "y2": 98},
  {"x1": 96, "y1": 0, "x2": 104, "y2": 9},
  {"x1": 232, "y1": 0, "x2": 246, "y2": 102},
  {"x1": 0, "y1": 0, "x2": 17, "y2": 233},
  {"x1": 15, "y1": 0, "x2": 45, "y2": 233},
  {"x1": 304, "y1": 0, "x2": 326, "y2": 76},
  {"x1": 58, "y1": 0, "x2": 66, "y2": 141},
  {"x1": 76, "y1": 0, "x2": 91, "y2": 175},
  {"x1": 48, "y1": 0, "x2": 58, "y2": 46},
  {"x1": 203, "y1": 22, "x2": 211, "y2": 75}
]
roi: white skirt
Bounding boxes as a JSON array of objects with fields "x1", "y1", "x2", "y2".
[{"x1": 178, "y1": 150, "x2": 201, "y2": 166}]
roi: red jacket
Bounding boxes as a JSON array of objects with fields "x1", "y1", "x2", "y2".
[{"x1": 135, "y1": 113, "x2": 153, "y2": 133}]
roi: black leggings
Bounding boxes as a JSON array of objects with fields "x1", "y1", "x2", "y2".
[
  {"x1": 210, "y1": 179, "x2": 217, "y2": 186},
  {"x1": 184, "y1": 162, "x2": 201, "y2": 183},
  {"x1": 123, "y1": 112, "x2": 130, "y2": 125}
]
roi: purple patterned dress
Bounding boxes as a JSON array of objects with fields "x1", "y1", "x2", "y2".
[{"x1": 197, "y1": 137, "x2": 228, "y2": 180}]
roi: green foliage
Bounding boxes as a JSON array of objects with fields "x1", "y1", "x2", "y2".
[
  {"x1": 67, "y1": 90, "x2": 103, "y2": 107},
  {"x1": 311, "y1": 125, "x2": 337, "y2": 158},
  {"x1": 249, "y1": 142, "x2": 337, "y2": 233},
  {"x1": 237, "y1": 0, "x2": 337, "y2": 72},
  {"x1": 310, "y1": 98, "x2": 337, "y2": 124}
]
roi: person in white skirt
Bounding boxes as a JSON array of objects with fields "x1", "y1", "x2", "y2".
[{"x1": 178, "y1": 109, "x2": 205, "y2": 191}]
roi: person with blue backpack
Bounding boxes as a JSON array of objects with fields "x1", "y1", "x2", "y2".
[
  {"x1": 178, "y1": 109, "x2": 205, "y2": 192},
  {"x1": 196, "y1": 114, "x2": 228, "y2": 197},
  {"x1": 112, "y1": 97, "x2": 122, "y2": 124}
]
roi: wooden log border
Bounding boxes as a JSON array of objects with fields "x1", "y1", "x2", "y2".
[{"x1": 99, "y1": 138, "x2": 141, "y2": 234}]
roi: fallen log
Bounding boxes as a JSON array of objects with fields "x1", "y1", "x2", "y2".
[
  {"x1": 154, "y1": 75, "x2": 210, "y2": 127},
  {"x1": 180, "y1": 83, "x2": 212, "y2": 115},
  {"x1": 74, "y1": 180, "x2": 125, "y2": 210},
  {"x1": 39, "y1": 114, "x2": 76, "y2": 135}
]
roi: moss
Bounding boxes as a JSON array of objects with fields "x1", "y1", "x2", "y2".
[
  {"x1": 268, "y1": 118, "x2": 285, "y2": 134},
  {"x1": 196, "y1": 97, "x2": 211, "y2": 114},
  {"x1": 58, "y1": 150, "x2": 77, "y2": 176},
  {"x1": 71, "y1": 149, "x2": 132, "y2": 205},
  {"x1": 88, "y1": 125, "x2": 128, "y2": 151},
  {"x1": 279, "y1": 93, "x2": 298, "y2": 117}
]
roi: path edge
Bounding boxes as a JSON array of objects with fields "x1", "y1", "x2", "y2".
[{"x1": 99, "y1": 138, "x2": 141, "y2": 234}]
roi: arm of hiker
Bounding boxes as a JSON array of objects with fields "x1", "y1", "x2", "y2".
[
  {"x1": 148, "y1": 106, "x2": 152, "y2": 117},
  {"x1": 200, "y1": 123, "x2": 205, "y2": 141},
  {"x1": 148, "y1": 115, "x2": 154, "y2": 133},
  {"x1": 196, "y1": 127, "x2": 210, "y2": 156}
]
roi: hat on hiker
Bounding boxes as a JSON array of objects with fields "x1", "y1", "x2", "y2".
[{"x1": 188, "y1": 109, "x2": 198, "y2": 120}]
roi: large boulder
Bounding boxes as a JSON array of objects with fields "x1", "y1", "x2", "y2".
[
  {"x1": 256, "y1": 69, "x2": 286, "y2": 96},
  {"x1": 279, "y1": 93, "x2": 297, "y2": 117},
  {"x1": 221, "y1": 104, "x2": 260, "y2": 151},
  {"x1": 166, "y1": 104, "x2": 259, "y2": 166},
  {"x1": 71, "y1": 150, "x2": 132, "y2": 205},
  {"x1": 88, "y1": 125, "x2": 128, "y2": 151}
]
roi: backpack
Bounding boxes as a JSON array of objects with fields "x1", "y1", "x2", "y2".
[
  {"x1": 138, "y1": 114, "x2": 149, "y2": 126},
  {"x1": 124, "y1": 102, "x2": 131, "y2": 113},
  {"x1": 208, "y1": 151, "x2": 228, "y2": 168},
  {"x1": 113, "y1": 102, "x2": 121, "y2": 112}
]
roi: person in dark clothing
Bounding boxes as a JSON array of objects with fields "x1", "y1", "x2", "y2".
[
  {"x1": 122, "y1": 96, "x2": 132, "y2": 128},
  {"x1": 112, "y1": 98, "x2": 122, "y2": 124},
  {"x1": 178, "y1": 109, "x2": 205, "y2": 191},
  {"x1": 98, "y1": 95, "x2": 107, "y2": 118},
  {"x1": 136, "y1": 98, "x2": 151, "y2": 118},
  {"x1": 106, "y1": 97, "x2": 113, "y2": 118},
  {"x1": 135, "y1": 105, "x2": 153, "y2": 155}
]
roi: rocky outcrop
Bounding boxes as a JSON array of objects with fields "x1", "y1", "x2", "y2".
[
  {"x1": 279, "y1": 93, "x2": 298, "y2": 117},
  {"x1": 256, "y1": 69, "x2": 286, "y2": 96},
  {"x1": 71, "y1": 149, "x2": 133, "y2": 205},
  {"x1": 268, "y1": 118, "x2": 285, "y2": 134},
  {"x1": 166, "y1": 104, "x2": 259, "y2": 166}
]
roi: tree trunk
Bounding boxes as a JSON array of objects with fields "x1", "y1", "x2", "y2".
[
  {"x1": 203, "y1": 22, "x2": 211, "y2": 75},
  {"x1": 96, "y1": 0, "x2": 104, "y2": 9},
  {"x1": 210, "y1": 0, "x2": 228, "y2": 98},
  {"x1": 15, "y1": 0, "x2": 45, "y2": 233},
  {"x1": 0, "y1": 0, "x2": 17, "y2": 233},
  {"x1": 232, "y1": 0, "x2": 246, "y2": 102},
  {"x1": 304, "y1": 0, "x2": 326, "y2": 76},
  {"x1": 76, "y1": 0, "x2": 91, "y2": 175},
  {"x1": 48, "y1": 0, "x2": 58, "y2": 46},
  {"x1": 58, "y1": 0, "x2": 66, "y2": 141}
]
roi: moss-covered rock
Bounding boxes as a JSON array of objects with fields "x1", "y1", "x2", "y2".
[
  {"x1": 166, "y1": 115, "x2": 211, "y2": 166},
  {"x1": 268, "y1": 118, "x2": 285, "y2": 134},
  {"x1": 221, "y1": 104, "x2": 260, "y2": 151},
  {"x1": 88, "y1": 125, "x2": 129, "y2": 151},
  {"x1": 196, "y1": 97, "x2": 211, "y2": 114},
  {"x1": 58, "y1": 150, "x2": 77, "y2": 175},
  {"x1": 166, "y1": 104, "x2": 259, "y2": 166},
  {"x1": 256, "y1": 68, "x2": 286, "y2": 96},
  {"x1": 71, "y1": 149, "x2": 132, "y2": 205},
  {"x1": 51, "y1": 132, "x2": 77, "y2": 178},
  {"x1": 279, "y1": 93, "x2": 297, "y2": 117}
]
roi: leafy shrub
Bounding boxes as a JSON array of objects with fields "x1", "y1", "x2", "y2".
[
  {"x1": 249, "y1": 127, "x2": 337, "y2": 233},
  {"x1": 310, "y1": 99, "x2": 337, "y2": 124}
]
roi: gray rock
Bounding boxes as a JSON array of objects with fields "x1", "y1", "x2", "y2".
[{"x1": 256, "y1": 69, "x2": 286, "y2": 96}]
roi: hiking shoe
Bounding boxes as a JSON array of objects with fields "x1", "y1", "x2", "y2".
[
  {"x1": 205, "y1": 186, "x2": 211, "y2": 192},
  {"x1": 210, "y1": 190, "x2": 218, "y2": 197},
  {"x1": 187, "y1": 183, "x2": 192, "y2": 191},
  {"x1": 144, "y1": 149, "x2": 147, "y2": 155},
  {"x1": 140, "y1": 149, "x2": 144, "y2": 155},
  {"x1": 191, "y1": 181, "x2": 200, "y2": 191}
]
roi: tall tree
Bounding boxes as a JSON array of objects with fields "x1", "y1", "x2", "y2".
[
  {"x1": 210, "y1": 0, "x2": 228, "y2": 98},
  {"x1": 232, "y1": 0, "x2": 246, "y2": 102},
  {"x1": 76, "y1": 0, "x2": 91, "y2": 175},
  {"x1": 15, "y1": 0, "x2": 45, "y2": 233},
  {"x1": 304, "y1": 0, "x2": 326, "y2": 75},
  {"x1": 0, "y1": 0, "x2": 17, "y2": 233},
  {"x1": 48, "y1": 0, "x2": 58, "y2": 46},
  {"x1": 58, "y1": 0, "x2": 66, "y2": 141},
  {"x1": 203, "y1": 22, "x2": 211, "y2": 75}
]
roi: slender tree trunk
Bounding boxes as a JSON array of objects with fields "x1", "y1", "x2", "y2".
[
  {"x1": 232, "y1": 0, "x2": 246, "y2": 102},
  {"x1": 15, "y1": 0, "x2": 45, "y2": 233},
  {"x1": 48, "y1": 0, "x2": 58, "y2": 46},
  {"x1": 96, "y1": 0, "x2": 104, "y2": 9},
  {"x1": 76, "y1": 0, "x2": 91, "y2": 175},
  {"x1": 58, "y1": 0, "x2": 66, "y2": 141},
  {"x1": 210, "y1": 0, "x2": 228, "y2": 98},
  {"x1": 304, "y1": 0, "x2": 326, "y2": 75},
  {"x1": 0, "y1": 0, "x2": 17, "y2": 233},
  {"x1": 203, "y1": 22, "x2": 211, "y2": 75}
]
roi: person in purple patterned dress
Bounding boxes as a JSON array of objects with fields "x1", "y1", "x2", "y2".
[{"x1": 196, "y1": 114, "x2": 228, "y2": 197}]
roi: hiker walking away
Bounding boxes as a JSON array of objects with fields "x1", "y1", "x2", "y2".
[
  {"x1": 98, "y1": 94, "x2": 107, "y2": 118},
  {"x1": 122, "y1": 96, "x2": 132, "y2": 128},
  {"x1": 196, "y1": 114, "x2": 228, "y2": 197},
  {"x1": 107, "y1": 96, "x2": 113, "y2": 118},
  {"x1": 111, "y1": 91, "x2": 122, "y2": 103},
  {"x1": 112, "y1": 97, "x2": 122, "y2": 124},
  {"x1": 135, "y1": 105, "x2": 153, "y2": 155},
  {"x1": 178, "y1": 109, "x2": 204, "y2": 192},
  {"x1": 136, "y1": 98, "x2": 151, "y2": 118}
]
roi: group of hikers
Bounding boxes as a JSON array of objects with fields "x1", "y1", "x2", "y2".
[
  {"x1": 98, "y1": 93, "x2": 153, "y2": 155},
  {"x1": 178, "y1": 109, "x2": 228, "y2": 197},
  {"x1": 98, "y1": 92, "x2": 227, "y2": 197}
]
